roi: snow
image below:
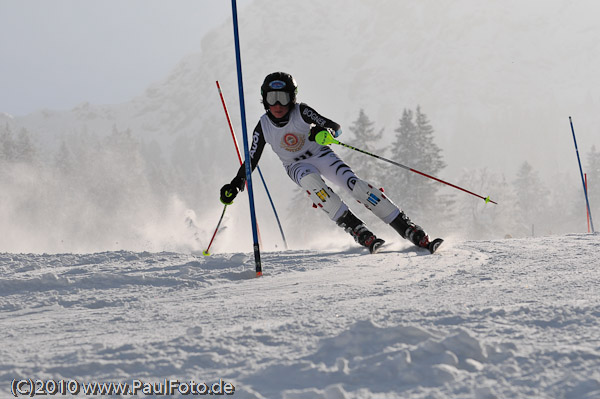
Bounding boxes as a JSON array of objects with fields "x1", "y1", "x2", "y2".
[
  {"x1": 2, "y1": 4, "x2": 600, "y2": 396},
  {"x1": 2, "y1": 234, "x2": 600, "y2": 398}
]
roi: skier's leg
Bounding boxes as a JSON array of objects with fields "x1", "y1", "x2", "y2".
[
  {"x1": 349, "y1": 178, "x2": 432, "y2": 249},
  {"x1": 305, "y1": 148, "x2": 417, "y2": 247},
  {"x1": 298, "y1": 173, "x2": 382, "y2": 250},
  {"x1": 310, "y1": 146, "x2": 358, "y2": 192},
  {"x1": 298, "y1": 172, "x2": 346, "y2": 221},
  {"x1": 311, "y1": 147, "x2": 400, "y2": 223},
  {"x1": 349, "y1": 179, "x2": 400, "y2": 223},
  {"x1": 335, "y1": 208, "x2": 382, "y2": 250},
  {"x1": 356, "y1": 182, "x2": 431, "y2": 248},
  {"x1": 388, "y1": 211, "x2": 431, "y2": 248}
]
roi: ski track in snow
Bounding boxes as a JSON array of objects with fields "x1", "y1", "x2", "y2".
[{"x1": 1, "y1": 234, "x2": 599, "y2": 398}]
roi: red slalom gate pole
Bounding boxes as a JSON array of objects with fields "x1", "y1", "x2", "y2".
[{"x1": 217, "y1": 81, "x2": 243, "y2": 164}]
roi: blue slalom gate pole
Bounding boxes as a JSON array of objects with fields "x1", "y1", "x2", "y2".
[
  {"x1": 231, "y1": 0, "x2": 262, "y2": 275},
  {"x1": 569, "y1": 116, "x2": 595, "y2": 233}
]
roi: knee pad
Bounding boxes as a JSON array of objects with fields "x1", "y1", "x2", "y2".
[
  {"x1": 351, "y1": 179, "x2": 399, "y2": 223},
  {"x1": 299, "y1": 173, "x2": 346, "y2": 220}
]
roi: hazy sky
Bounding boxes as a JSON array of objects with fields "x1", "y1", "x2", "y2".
[{"x1": 0, "y1": 0, "x2": 252, "y2": 116}]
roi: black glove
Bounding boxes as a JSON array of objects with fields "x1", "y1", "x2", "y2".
[
  {"x1": 220, "y1": 183, "x2": 239, "y2": 205},
  {"x1": 220, "y1": 176, "x2": 244, "y2": 205}
]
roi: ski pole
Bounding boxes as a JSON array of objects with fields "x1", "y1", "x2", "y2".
[
  {"x1": 216, "y1": 81, "x2": 288, "y2": 249},
  {"x1": 202, "y1": 204, "x2": 228, "y2": 256},
  {"x1": 314, "y1": 130, "x2": 498, "y2": 205}
]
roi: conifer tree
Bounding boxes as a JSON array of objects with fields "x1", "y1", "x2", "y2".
[
  {"x1": 344, "y1": 109, "x2": 385, "y2": 184},
  {"x1": 388, "y1": 109, "x2": 412, "y2": 203},
  {"x1": 513, "y1": 161, "x2": 550, "y2": 236},
  {"x1": 388, "y1": 106, "x2": 445, "y2": 224}
]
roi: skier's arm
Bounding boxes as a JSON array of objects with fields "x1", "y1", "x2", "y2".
[
  {"x1": 220, "y1": 122, "x2": 266, "y2": 205},
  {"x1": 231, "y1": 122, "x2": 266, "y2": 191},
  {"x1": 298, "y1": 103, "x2": 342, "y2": 137}
]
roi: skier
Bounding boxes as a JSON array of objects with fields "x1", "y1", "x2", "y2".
[{"x1": 219, "y1": 72, "x2": 442, "y2": 254}]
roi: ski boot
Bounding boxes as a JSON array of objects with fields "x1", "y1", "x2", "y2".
[
  {"x1": 336, "y1": 210, "x2": 385, "y2": 254},
  {"x1": 389, "y1": 212, "x2": 443, "y2": 254}
]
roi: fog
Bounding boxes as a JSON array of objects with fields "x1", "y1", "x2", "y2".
[{"x1": 1, "y1": 0, "x2": 598, "y2": 254}]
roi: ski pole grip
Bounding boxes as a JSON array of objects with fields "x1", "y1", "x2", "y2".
[{"x1": 315, "y1": 130, "x2": 338, "y2": 146}]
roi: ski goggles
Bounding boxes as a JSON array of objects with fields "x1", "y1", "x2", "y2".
[{"x1": 265, "y1": 91, "x2": 291, "y2": 106}]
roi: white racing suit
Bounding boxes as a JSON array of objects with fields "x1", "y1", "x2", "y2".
[{"x1": 230, "y1": 103, "x2": 401, "y2": 227}]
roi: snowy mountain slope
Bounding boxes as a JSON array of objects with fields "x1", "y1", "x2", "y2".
[{"x1": 2, "y1": 234, "x2": 599, "y2": 398}]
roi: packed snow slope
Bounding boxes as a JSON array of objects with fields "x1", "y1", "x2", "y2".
[{"x1": 1, "y1": 234, "x2": 599, "y2": 398}]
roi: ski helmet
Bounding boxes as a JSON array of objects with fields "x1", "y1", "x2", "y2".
[{"x1": 261, "y1": 72, "x2": 297, "y2": 110}]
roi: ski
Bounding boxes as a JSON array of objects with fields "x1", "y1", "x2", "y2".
[{"x1": 365, "y1": 237, "x2": 441, "y2": 255}]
